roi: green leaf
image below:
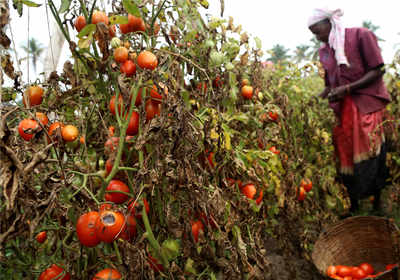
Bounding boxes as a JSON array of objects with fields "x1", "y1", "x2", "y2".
[
  {"x1": 199, "y1": 0, "x2": 209, "y2": 8},
  {"x1": 254, "y1": 37, "x2": 262, "y2": 49},
  {"x1": 21, "y1": 0, "x2": 41, "y2": 7},
  {"x1": 77, "y1": 24, "x2": 96, "y2": 39},
  {"x1": 109, "y1": 15, "x2": 129, "y2": 25},
  {"x1": 122, "y1": 0, "x2": 141, "y2": 17},
  {"x1": 58, "y1": 0, "x2": 71, "y2": 13}
]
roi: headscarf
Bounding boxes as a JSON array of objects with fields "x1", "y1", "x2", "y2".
[{"x1": 308, "y1": 8, "x2": 350, "y2": 66}]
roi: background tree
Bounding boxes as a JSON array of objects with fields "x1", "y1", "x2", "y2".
[
  {"x1": 20, "y1": 38, "x2": 44, "y2": 72},
  {"x1": 293, "y1": 44, "x2": 310, "y2": 63},
  {"x1": 268, "y1": 44, "x2": 291, "y2": 64}
]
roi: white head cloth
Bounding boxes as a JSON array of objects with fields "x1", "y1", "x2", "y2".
[{"x1": 308, "y1": 8, "x2": 349, "y2": 66}]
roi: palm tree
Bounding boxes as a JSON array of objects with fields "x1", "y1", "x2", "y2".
[
  {"x1": 308, "y1": 37, "x2": 322, "y2": 61},
  {"x1": 268, "y1": 44, "x2": 291, "y2": 64},
  {"x1": 21, "y1": 38, "x2": 45, "y2": 72},
  {"x1": 293, "y1": 44, "x2": 310, "y2": 63}
]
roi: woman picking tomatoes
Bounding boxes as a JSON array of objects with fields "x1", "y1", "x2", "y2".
[{"x1": 308, "y1": 8, "x2": 392, "y2": 216}]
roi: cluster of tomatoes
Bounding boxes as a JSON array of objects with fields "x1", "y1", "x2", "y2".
[
  {"x1": 326, "y1": 263, "x2": 398, "y2": 279},
  {"x1": 297, "y1": 178, "x2": 312, "y2": 202},
  {"x1": 18, "y1": 85, "x2": 81, "y2": 144},
  {"x1": 38, "y1": 264, "x2": 122, "y2": 280}
]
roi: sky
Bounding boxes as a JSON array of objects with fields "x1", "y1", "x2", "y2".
[{"x1": 4, "y1": 0, "x2": 400, "y2": 86}]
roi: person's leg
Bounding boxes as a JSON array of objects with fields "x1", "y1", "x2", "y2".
[{"x1": 373, "y1": 189, "x2": 381, "y2": 211}]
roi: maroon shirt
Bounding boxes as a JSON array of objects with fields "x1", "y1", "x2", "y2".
[{"x1": 319, "y1": 27, "x2": 391, "y2": 116}]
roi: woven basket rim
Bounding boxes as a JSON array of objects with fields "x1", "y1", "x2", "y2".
[{"x1": 312, "y1": 216, "x2": 399, "y2": 275}]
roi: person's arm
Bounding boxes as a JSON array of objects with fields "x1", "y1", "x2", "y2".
[
  {"x1": 319, "y1": 87, "x2": 331, "y2": 99},
  {"x1": 328, "y1": 28, "x2": 385, "y2": 102},
  {"x1": 328, "y1": 66, "x2": 384, "y2": 102}
]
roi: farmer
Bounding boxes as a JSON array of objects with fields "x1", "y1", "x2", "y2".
[{"x1": 308, "y1": 8, "x2": 391, "y2": 214}]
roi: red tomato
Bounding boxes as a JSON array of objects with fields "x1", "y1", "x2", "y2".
[
  {"x1": 147, "y1": 254, "x2": 164, "y2": 272},
  {"x1": 137, "y1": 50, "x2": 158, "y2": 70},
  {"x1": 197, "y1": 82, "x2": 207, "y2": 93},
  {"x1": 326, "y1": 265, "x2": 337, "y2": 277},
  {"x1": 104, "y1": 137, "x2": 120, "y2": 154},
  {"x1": 92, "y1": 268, "x2": 122, "y2": 280},
  {"x1": 300, "y1": 178, "x2": 313, "y2": 192},
  {"x1": 336, "y1": 266, "x2": 352, "y2": 277},
  {"x1": 95, "y1": 210, "x2": 125, "y2": 243},
  {"x1": 145, "y1": 99, "x2": 161, "y2": 121},
  {"x1": 352, "y1": 267, "x2": 367, "y2": 279},
  {"x1": 18, "y1": 119, "x2": 39, "y2": 141},
  {"x1": 35, "y1": 112, "x2": 49, "y2": 127},
  {"x1": 359, "y1": 263, "x2": 374, "y2": 275},
  {"x1": 48, "y1": 122, "x2": 64, "y2": 142},
  {"x1": 191, "y1": 219, "x2": 204, "y2": 243},
  {"x1": 76, "y1": 211, "x2": 101, "y2": 247},
  {"x1": 127, "y1": 197, "x2": 150, "y2": 219},
  {"x1": 105, "y1": 180, "x2": 130, "y2": 204},
  {"x1": 39, "y1": 264, "x2": 70, "y2": 280},
  {"x1": 126, "y1": 111, "x2": 140, "y2": 136},
  {"x1": 119, "y1": 22, "x2": 132, "y2": 34},
  {"x1": 255, "y1": 190, "x2": 264, "y2": 205},
  {"x1": 269, "y1": 146, "x2": 280, "y2": 155},
  {"x1": 119, "y1": 214, "x2": 137, "y2": 241},
  {"x1": 343, "y1": 277, "x2": 352, "y2": 280},
  {"x1": 36, "y1": 231, "x2": 47, "y2": 243},
  {"x1": 91, "y1": 11, "x2": 108, "y2": 25},
  {"x1": 213, "y1": 75, "x2": 223, "y2": 88},
  {"x1": 206, "y1": 150, "x2": 215, "y2": 168},
  {"x1": 241, "y1": 85, "x2": 253, "y2": 99},
  {"x1": 268, "y1": 111, "x2": 278, "y2": 121},
  {"x1": 386, "y1": 264, "x2": 397, "y2": 271},
  {"x1": 241, "y1": 184, "x2": 257, "y2": 199},
  {"x1": 297, "y1": 187, "x2": 306, "y2": 202},
  {"x1": 74, "y1": 15, "x2": 86, "y2": 32},
  {"x1": 99, "y1": 203, "x2": 113, "y2": 212},
  {"x1": 24, "y1": 85, "x2": 43, "y2": 107},
  {"x1": 149, "y1": 85, "x2": 162, "y2": 104},
  {"x1": 120, "y1": 60, "x2": 136, "y2": 77}
]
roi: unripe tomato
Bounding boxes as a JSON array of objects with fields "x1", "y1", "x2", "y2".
[
  {"x1": 92, "y1": 268, "x2": 122, "y2": 280},
  {"x1": 126, "y1": 111, "x2": 140, "y2": 136},
  {"x1": 61, "y1": 125, "x2": 79, "y2": 142},
  {"x1": 241, "y1": 85, "x2": 253, "y2": 99},
  {"x1": 95, "y1": 210, "x2": 125, "y2": 243},
  {"x1": 24, "y1": 85, "x2": 43, "y2": 107},
  {"x1": 76, "y1": 211, "x2": 101, "y2": 247},
  {"x1": 191, "y1": 219, "x2": 204, "y2": 243},
  {"x1": 120, "y1": 60, "x2": 136, "y2": 77},
  {"x1": 114, "y1": 46, "x2": 129, "y2": 64},
  {"x1": 18, "y1": 119, "x2": 39, "y2": 141},
  {"x1": 91, "y1": 11, "x2": 108, "y2": 25},
  {"x1": 39, "y1": 264, "x2": 70, "y2": 280},
  {"x1": 74, "y1": 15, "x2": 86, "y2": 32},
  {"x1": 105, "y1": 180, "x2": 130, "y2": 204},
  {"x1": 145, "y1": 99, "x2": 161, "y2": 121},
  {"x1": 137, "y1": 50, "x2": 158, "y2": 70},
  {"x1": 36, "y1": 231, "x2": 47, "y2": 243}
]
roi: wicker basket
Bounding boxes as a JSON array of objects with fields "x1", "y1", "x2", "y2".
[{"x1": 312, "y1": 216, "x2": 400, "y2": 279}]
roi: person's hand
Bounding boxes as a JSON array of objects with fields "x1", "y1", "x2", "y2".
[{"x1": 328, "y1": 85, "x2": 348, "y2": 102}]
